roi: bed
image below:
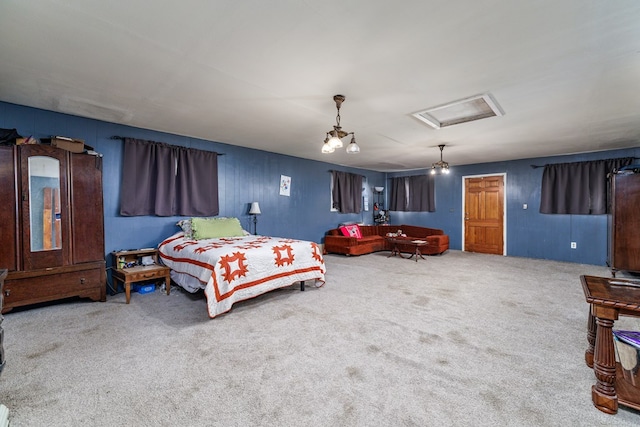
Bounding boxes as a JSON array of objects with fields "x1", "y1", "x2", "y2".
[{"x1": 158, "y1": 230, "x2": 326, "y2": 318}]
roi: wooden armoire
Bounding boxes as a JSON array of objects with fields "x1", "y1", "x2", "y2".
[
  {"x1": 0, "y1": 144, "x2": 106, "y2": 313},
  {"x1": 608, "y1": 169, "x2": 640, "y2": 277}
]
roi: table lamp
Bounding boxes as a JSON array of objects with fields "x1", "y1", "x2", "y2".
[{"x1": 249, "y1": 202, "x2": 261, "y2": 235}]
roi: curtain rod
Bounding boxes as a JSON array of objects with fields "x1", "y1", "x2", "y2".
[
  {"x1": 110, "y1": 136, "x2": 224, "y2": 155},
  {"x1": 328, "y1": 169, "x2": 366, "y2": 178},
  {"x1": 530, "y1": 156, "x2": 639, "y2": 169}
]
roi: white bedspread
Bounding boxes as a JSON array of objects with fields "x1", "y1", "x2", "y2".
[{"x1": 158, "y1": 232, "x2": 326, "y2": 318}]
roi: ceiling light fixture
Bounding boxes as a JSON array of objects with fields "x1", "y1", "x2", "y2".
[
  {"x1": 322, "y1": 95, "x2": 360, "y2": 154},
  {"x1": 431, "y1": 144, "x2": 450, "y2": 175}
]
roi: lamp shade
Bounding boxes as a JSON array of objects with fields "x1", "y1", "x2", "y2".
[
  {"x1": 327, "y1": 135, "x2": 343, "y2": 149},
  {"x1": 346, "y1": 139, "x2": 360, "y2": 154},
  {"x1": 249, "y1": 202, "x2": 261, "y2": 215},
  {"x1": 321, "y1": 141, "x2": 335, "y2": 153}
]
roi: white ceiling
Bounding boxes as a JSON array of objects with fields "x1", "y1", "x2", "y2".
[{"x1": 1, "y1": 0, "x2": 639, "y2": 172}]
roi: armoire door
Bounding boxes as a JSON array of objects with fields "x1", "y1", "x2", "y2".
[
  {"x1": 19, "y1": 144, "x2": 70, "y2": 271},
  {"x1": 0, "y1": 146, "x2": 17, "y2": 271},
  {"x1": 70, "y1": 153, "x2": 105, "y2": 264},
  {"x1": 611, "y1": 172, "x2": 640, "y2": 274}
]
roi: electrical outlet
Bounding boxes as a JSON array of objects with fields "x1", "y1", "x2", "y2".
[{"x1": 571, "y1": 242, "x2": 577, "y2": 249}]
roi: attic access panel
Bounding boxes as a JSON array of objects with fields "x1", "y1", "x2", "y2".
[{"x1": 412, "y1": 93, "x2": 504, "y2": 129}]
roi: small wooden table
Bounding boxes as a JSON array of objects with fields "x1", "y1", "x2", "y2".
[
  {"x1": 386, "y1": 238, "x2": 428, "y2": 262},
  {"x1": 112, "y1": 249, "x2": 171, "y2": 304},
  {"x1": 581, "y1": 275, "x2": 640, "y2": 414}
]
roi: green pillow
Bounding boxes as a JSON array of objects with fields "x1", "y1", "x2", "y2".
[{"x1": 191, "y1": 217, "x2": 245, "y2": 239}]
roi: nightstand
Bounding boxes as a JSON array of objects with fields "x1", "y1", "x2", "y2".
[{"x1": 111, "y1": 249, "x2": 170, "y2": 304}]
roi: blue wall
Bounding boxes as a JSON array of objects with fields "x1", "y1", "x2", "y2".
[
  {"x1": 2, "y1": 101, "x2": 638, "y2": 267},
  {"x1": 0, "y1": 102, "x2": 385, "y2": 257},
  {"x1": 386, "y1": 149, "x2": 640, "y2": 265}
]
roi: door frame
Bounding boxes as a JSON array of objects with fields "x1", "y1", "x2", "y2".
[{"x1": 461, "y1": 172, "x2": 507, "y2": 255}]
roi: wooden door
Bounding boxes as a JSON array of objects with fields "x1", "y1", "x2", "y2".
[{"x1": 464, "y1": 175, "x2": 504, "y2": 255}]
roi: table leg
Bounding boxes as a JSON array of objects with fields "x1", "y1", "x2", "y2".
[
  {"x1": 125, "y1": 282, "x2": 131, "y2": 304},
  {"x1": 387, "y1": 244, "x2": 402, "y2": 258},
  {"x1": 164, "y1": 272, "x2": 171, "y2": 295},
  {"x1": 407, "y1": 245, "x2": 426, "y2": 262},
  {"x1": 586, "y1": 304, "x2": 596, "y2": 368},
  {"x1": 592, "y1": 314, "x2": 618, "y2": 414}
]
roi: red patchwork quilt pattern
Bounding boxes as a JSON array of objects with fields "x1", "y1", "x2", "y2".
[{"x1": 158, "y1": 233, "x2": 326, "y2": 318}]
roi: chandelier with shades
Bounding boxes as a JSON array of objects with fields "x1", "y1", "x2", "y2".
[
  {"x1": 431, "y1": 144, "x2": 450, "y2": 174},
  {"x1": 321, "y1": 95, "x2": 360, "y2": 154}
]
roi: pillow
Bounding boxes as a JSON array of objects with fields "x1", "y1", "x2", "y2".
[
  {"x1": 176, "y1": 219, "x2": 194, "y2": 239},
  {"x1": 339, "y1": 224, "x2": 362, "y2": 239},
  {"x1": 191, "y1": 217, "x2": 245, "y2": 239}
]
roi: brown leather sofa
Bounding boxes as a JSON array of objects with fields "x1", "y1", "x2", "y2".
[{"x1": 324, "y1": 224, "x2": 449, "y2": 256}]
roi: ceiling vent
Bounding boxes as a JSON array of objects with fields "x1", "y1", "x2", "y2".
[{"x1": 412, "y1": 93, "x2": 504, "y2": 129}]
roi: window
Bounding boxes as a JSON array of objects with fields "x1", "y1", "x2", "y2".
[
  {"x1": 389, "y1": 175, "x2": 435, "y2": 212},
  {"x1": 120, "y1": 138, "x2": 219, "y2": 216},
  {"x1": 331, "y1": 170, "x2": 363, "y2": 213},
  {"x1": 539, "y1": 157, "x2": 634, "y2": 214}
]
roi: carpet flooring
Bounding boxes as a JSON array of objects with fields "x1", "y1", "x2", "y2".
[{"x1": 1, "y1": 250, "x2": 639, "y2": 426}]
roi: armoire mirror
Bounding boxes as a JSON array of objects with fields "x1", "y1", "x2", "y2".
[{"x1": 28, "y1": 156, "x2": 61, "y2": 251}]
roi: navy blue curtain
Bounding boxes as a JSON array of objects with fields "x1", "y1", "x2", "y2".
[
  {"x1": 540, "y1": 157, "x2": 634, "y2": 214},
  {"x1": 331, "y1": 170, "x2": 363, "y2": 214},
  {"x1": 389, "y1": 175, "x2": 435, "y2": 212},
  {"x1": 389, "y1": 177, "x2": 407, "y2": 211},
  {"x1": 175, "y1": 146, "x2": 218, "y2": 216},
  {"x1": 120, "y1": 138, "x2": 219, "y2": 216},
  {"x1": 408, "y1": 175, "x2": 436, "y2": 212}
]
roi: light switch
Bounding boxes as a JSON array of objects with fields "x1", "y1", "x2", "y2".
[{"x1": 523, "y1": 203, "x2": 528, "y2": 209}]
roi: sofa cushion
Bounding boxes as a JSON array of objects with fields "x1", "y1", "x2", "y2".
[
  {"x1": 339, "y1": 224, "x2": 362, "y2": 239},
  {"x1": 357, "y1": 235, "x2": 384, "y2": 244},
  {"x1": 401, "y1": 225, "x2": 443, "y2": 237}
]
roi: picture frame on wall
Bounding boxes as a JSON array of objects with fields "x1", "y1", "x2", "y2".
[{"x1": 279, "y1": 175, "x2": 291, "y2": 197}]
